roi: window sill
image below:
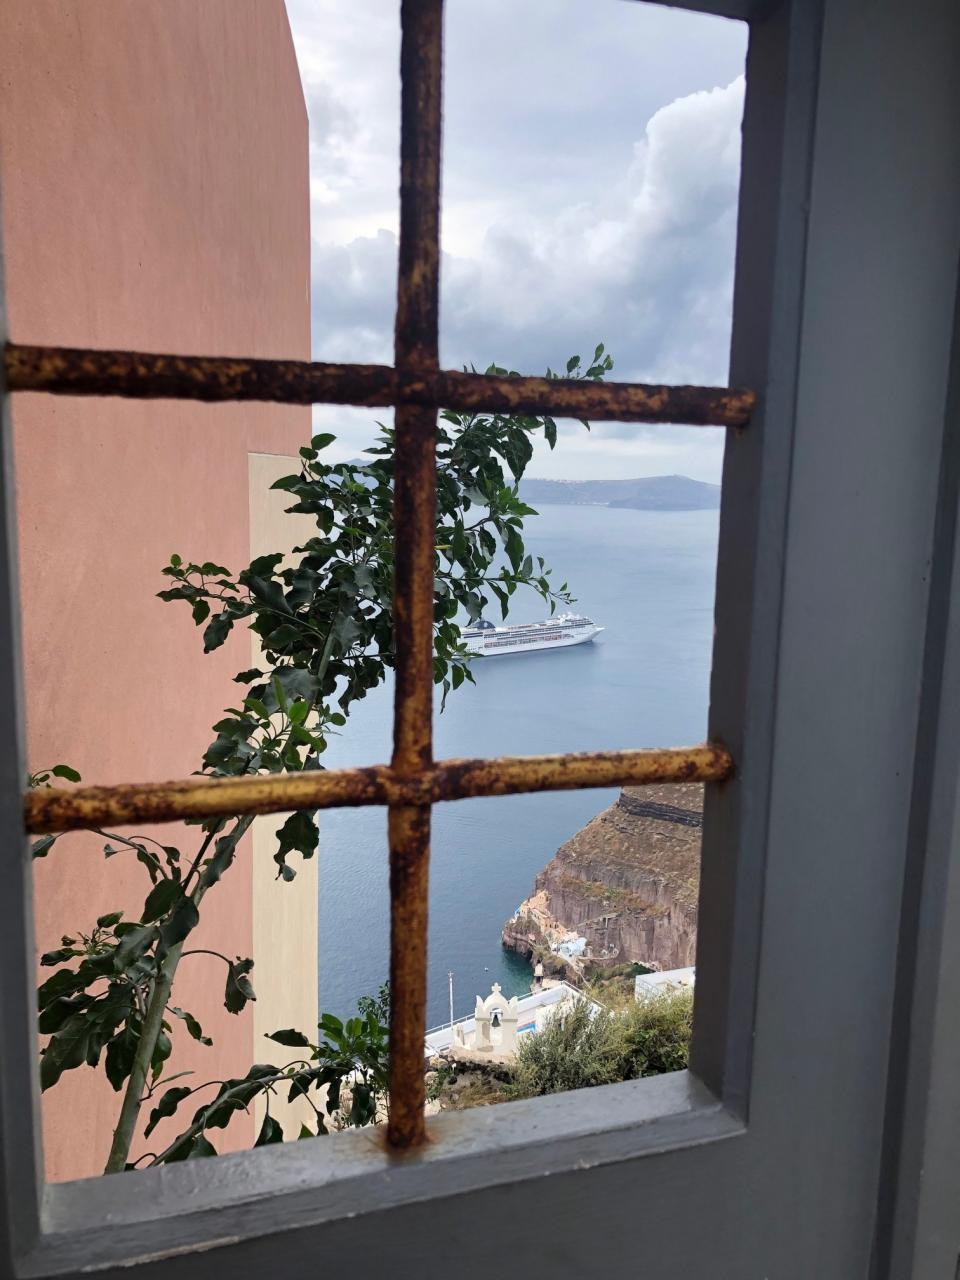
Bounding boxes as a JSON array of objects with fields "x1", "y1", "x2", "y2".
[{"x1": 26, "y1": 1070, "x2": 743, "y2": 1276}]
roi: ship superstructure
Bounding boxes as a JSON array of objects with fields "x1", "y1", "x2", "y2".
[{"x1": 463, "y1": 612, "x2": 604, "y2": 657}]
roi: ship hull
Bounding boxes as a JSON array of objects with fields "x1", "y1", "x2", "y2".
[{"x1": 465, "y1": 624, "x2": 604, "y2": 658}]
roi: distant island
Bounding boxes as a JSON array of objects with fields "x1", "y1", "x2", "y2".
[{"x1": 519, "y1": 474, "x2": 720, "y2": 512}]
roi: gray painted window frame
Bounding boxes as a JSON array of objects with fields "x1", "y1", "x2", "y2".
[{"x1": 2, "y1": 0, "x2": 960, "y2": 1275}]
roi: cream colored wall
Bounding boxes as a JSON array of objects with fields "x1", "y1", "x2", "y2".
[{"x1": 248, "y1": 453, "x2": 320, "y2": 1137}]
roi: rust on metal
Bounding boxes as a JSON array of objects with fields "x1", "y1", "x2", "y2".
[
  {"x1": 387, "y1": 0, "x2": 445, "y2": 1152},
  {"x1": 431, "y1": 744, "x2": 733, "y2": 798},
  {"x1": 391, "y1": 403, "x2": 439, "y2": 782},
  {"x1": 3, "y1": 342, "x2": 405, "y2": 408},
  {"x1": 393, "y1": 3, "x2": 442, "y2": 375},
  {"x1": 441, "y1": 370, "x2": 754, "y2": 427},
  {"x1": 25, "y1": 764, "x2": 396, "y2": 833},
  {"x1": 24, "y1": 745, "x2": 734, "y2": 834},
  {"x1": 4, "y1": 342, "x2": 755, "y2": 428},
  {"x1": 387, "y1": 802, "x2": 432, "y2": 1150}
]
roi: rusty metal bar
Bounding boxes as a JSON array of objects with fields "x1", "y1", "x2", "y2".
[
  {"x1": 387, "y1": 0, "x2": 444, "y2": 1152},
  {"x1": 3, "y1": 343, "x2": 399, "y2": 407},
  {"x1": 24, "y1": 745, "x2": 734, "y2": 834},
  {"x1": 439, "y1": 370, "x2": 754, "y2": 427},
  {"x1": 3, "y1": 342, "x2": 754, "y2": 427}
]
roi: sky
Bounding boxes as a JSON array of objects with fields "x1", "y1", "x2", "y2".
[{"x1": 283, "y1": 0, "x2": 747, "y2": 481}]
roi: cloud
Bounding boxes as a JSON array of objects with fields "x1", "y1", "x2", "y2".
[
  {"x1": 442, "y1": 76, "x2": 745, "y2": 385},
  {"x1": 285, "y1": 1, "x2": 746, "y2": 479}
]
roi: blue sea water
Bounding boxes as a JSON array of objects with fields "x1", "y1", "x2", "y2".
[{"x1": 318, "y1": 503, "x2": 719, "y2": 1028}]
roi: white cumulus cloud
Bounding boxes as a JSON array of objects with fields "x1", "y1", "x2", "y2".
[{"x1": 285, "y1": 1, "x2": 746, "y2": 479}]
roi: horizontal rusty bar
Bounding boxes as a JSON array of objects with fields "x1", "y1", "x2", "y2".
[
  {"x1": 432, "y1": 746, "x2": 733, "y2": 797},
  {"x1": 441, "y1": 370, "x2": 754, "y2": 427},
  {"x1": 24, "y1": 745, "x2": 733, "y2": 835},
  {"x1": 3, "y1": 343, "x2": 754, "y2": 427},
  {"x1": 4, "y1": 342, "x2": 402, "y2": 408}
]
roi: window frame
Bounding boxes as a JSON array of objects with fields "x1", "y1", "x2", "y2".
[
  {"x1": 3, "y1": 0, "x2": 960, "y2": 1275},
  {"x1": 0, "y1": 0, "x2": 811, "y2": 1266}
]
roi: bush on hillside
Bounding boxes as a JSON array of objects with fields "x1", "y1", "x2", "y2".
[
  {"x1": 508, "y1": 986, "x2": 693, "y2": 1099},
  {"x1": 509, "y1": 1000, "x2": 621, "y2": 1098},
  {"x1": 617, "y1": 987, "x2": 694, "y2": 1079}
]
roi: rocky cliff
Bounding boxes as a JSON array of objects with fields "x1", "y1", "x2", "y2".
[{"x1": 503, "y1": 783, "x2": 702, "y2": 973}]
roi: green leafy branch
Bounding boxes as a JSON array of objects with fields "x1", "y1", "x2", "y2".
[{"x1": 32, "y1": 348, "x2": 611, "y2": 1173}]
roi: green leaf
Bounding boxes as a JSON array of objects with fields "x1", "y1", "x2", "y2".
[
  {"x1": 51, "y1": 764, "x2": 81, "y2": 783},
  {"x1": 245, "y1": 574, "x2": 291, "y2": 616},
  {"x1": 191, "y1": 599, "x2": 210, "y2": 625},
  {"x1": 255, "y1": 1114, "x2": 284, "y2": 1147},
  {"x1": 202, "y1": 612, "x2": 233, "y2": 653},
  {"x1": 266, "y1": 1028, "x2": 311, "y2": 1047},
  {"x1": 504, "y1": 524, "x2": 524, "y2": 573},
  {"x1": 319, "y1": 1012, "x2": 344, "y2": 1037},
  {"x1": 159, "y1": 897, "x2": 199, "y2": 950},
  {"x1": 40, "y1": 1016, "x2": 92, "y2": 1090},
  {"x1": 274, "y1": 667, "x2": 320, "y2": 703},
  {"x1": 188, "y1": 1136, "x2": 218, "y2": 1159},
  {"x1": 141, "y1": 878, "x2": 183, "y2": 923},
  {"x1": 199, "y1": 834, "x2": 238, "y2": 890},
  {"x1": 224, "y1": 958, "x2": 256, "y2": 1013},
  {"x1": 144, "y1": 1085, "x2": 193, "y2": 1138},
  {"x1": 274, "y1": 810, "x2": 318, "y2": 876},
  {"x1": 38, "y1": 967, "x2": 85, "y2": 1006},
  {"x1": 105, "y1": 1027, "x2": 138, "y2": 1091},
  {"x1": 170, "y1": 1006, "x2": 212, "y2": 1046},
  {"x1": 248, "y1": 553, "x2": 285, "y2": 579},
  {"x1": 38, "y1": 993, "x2": 91, "y2": 1034},
  {"x1": 31, "y1": 834, "x2": 58, "y2": 859},
  {"x1": 233, "y1": 668, "x2": 264, "y2": 684},
  {"x1": 114, "y1": 924, "x2": 159, "y2": 971},
  {"x1": 40, "y1": 946, "x2": 81, "y2": 967},
  {"x1": 151, "y1": 1027, "x2": 173, "y2": 1080},
  {"x1": 566, "y1": 355, "x2": 580, "y2": 373}
]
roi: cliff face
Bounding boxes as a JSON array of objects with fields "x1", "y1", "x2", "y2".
[{"x1": 504, "y1": 784, "x2": 702, "y2": 973}]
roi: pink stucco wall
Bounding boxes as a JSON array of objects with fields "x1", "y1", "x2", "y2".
[{"x1": 0, "y1": 1, "x2": 310, "y2": 1181}]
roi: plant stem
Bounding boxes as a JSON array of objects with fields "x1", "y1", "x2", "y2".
[
  {"x1": 102, "y1": 815, "x2": 253, "y2": 1174},
  {"x1": 103, "y1": 948, "x2": 182, "y2": 1173}
]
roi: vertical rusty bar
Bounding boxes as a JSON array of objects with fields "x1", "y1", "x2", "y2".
[{"x1": 388, "y1": 0, "x2": 443, "y2": 1150}]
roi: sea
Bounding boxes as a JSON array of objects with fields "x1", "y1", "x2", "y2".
[{"x1": 318, "y1": 503, "x2": 720, "y2": 1029}]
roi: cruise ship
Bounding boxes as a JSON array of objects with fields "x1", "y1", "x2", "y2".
[{"x1": 463, "y1": 612, "x2": 604, "y2": 657}]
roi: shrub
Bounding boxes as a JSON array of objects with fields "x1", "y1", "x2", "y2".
[
  {"x1": 616, "y1": 987, "x2": 694, "y2": 1079},
  {"x1": 509, "y1": 1000, "x2": 620, "y2": 1098},
  {"x1": 508, "y1": 987, "x2": 693, "y2": 1100}
]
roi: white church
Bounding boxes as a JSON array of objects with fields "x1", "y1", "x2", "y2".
[{"x1": 424, "y1": 980, "x2": 597, "y2": 1063}]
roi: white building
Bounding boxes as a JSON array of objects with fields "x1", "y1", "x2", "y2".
[
  {"x1": 634, "y1": 966, "x2": 696, "y2": 1001},
  {"x1": 425, "y1": 981, "x2": 597, "y2": 1060}
]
